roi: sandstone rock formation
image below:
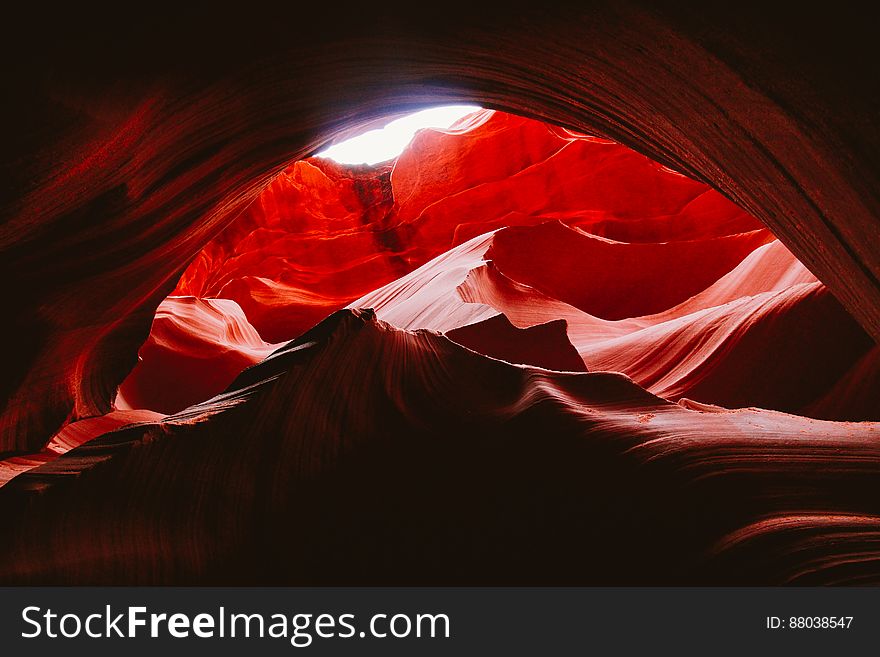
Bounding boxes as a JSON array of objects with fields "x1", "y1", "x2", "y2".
[{"x1": 1, "y1": 2, "x2": 877, "y2": 585}]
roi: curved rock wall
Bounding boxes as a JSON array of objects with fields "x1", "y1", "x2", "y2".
[{"x1": 1, "y1": 1, "x2": 878, "y2": 452}]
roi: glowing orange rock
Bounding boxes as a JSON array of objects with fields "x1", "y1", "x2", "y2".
[
  {"x1": 116, "y1": 296, "x2": 277, "y2": 413},
  {"x1": 0, "y1": 410, "x2": 163, "y2": 486},
  {"x1": 170, "y1": 111, "x2": 763, "y2": 346},
  {"x1": 119, "y1": 109, "x2": 878, "y2": 421}
]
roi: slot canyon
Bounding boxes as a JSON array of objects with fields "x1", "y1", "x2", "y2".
[{"x1": 0, "y1": 1, "x2": 878, "y2": 584}]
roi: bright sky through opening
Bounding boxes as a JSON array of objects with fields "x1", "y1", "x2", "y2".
[{"x1": 316, "y1": 105, "x2": 481, "y2": 165}]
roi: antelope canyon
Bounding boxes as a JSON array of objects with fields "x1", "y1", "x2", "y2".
[{"x1": 1, "y1": 2, "x2": 878, "y2": 586}]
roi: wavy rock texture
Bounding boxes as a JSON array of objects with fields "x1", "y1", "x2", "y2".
[
  {"x1": 0, "y1": 106, "x2": 877, "y2": 585},
  {"x1": 2, "y1": 1, "x2": 880, "y2": 585},
  {"x1": 107, "y1": 111, "x2": 762, "y2": 411},
  {"x1": 358, "y1": 225, "x2": 877, "y2": 419},
  {"x1": 127, "y1": 111, "x2": 854, "y2": 417},
  {"x1": 1, "y1": 310, "x2": 878, "y2": 585},
  {"x1": 116, "y1": 296, "x2": 278, "y2": 413},
  {"x1": 2, "y1": 1, "x2": 879, "y2": 455},
  {"x1": 0, "y1": 410, "x2": 163, "y2": 488}
]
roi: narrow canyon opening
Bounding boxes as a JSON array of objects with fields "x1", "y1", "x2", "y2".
[
  {"x1": 4, "y1": 1, "x2": 879, "y2": 587},
  {"x1": 3, "y1": 107, "x2": 878, "y2": 491},
  {"x1": 113, "y1": 108, "x2": 877, "y2": 420},
  {"x1": 3, "y1": 106, "x2": 879, "y2": 585}
]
